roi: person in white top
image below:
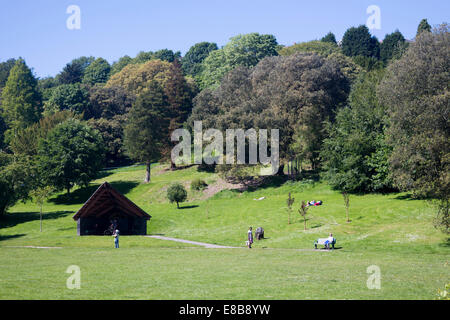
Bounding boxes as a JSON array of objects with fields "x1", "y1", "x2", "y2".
[
  {"x1": 113, "y1": 229, "x2": 120, "y2": 248},
  {"x1": 326, "y1": 233, "x2": 334, "y2": 249},
  {"x1": 247, "y1": 227, "x2": 253, "y2": 248}
]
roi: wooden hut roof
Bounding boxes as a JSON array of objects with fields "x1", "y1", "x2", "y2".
[{"x1": 73, "y1": 182, "x2": 151, "y2": 221}]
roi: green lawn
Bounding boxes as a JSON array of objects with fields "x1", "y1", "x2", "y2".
[{"x1": 0, "y1": 164, "x2": 449, "y2": 299}]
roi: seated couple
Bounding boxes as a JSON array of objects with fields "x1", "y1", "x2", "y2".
[{"x1": 314, "y1": 233, "x2": 336, "y2": 250}]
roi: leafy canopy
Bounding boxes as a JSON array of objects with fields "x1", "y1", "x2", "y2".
[{"x1": 37, "y1": 118, "x2": 105, "y2": 194}]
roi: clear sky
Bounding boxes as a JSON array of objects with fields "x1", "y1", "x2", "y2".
[{"x1": 1, "y1": 0, "x2": 448, "y2": 78}]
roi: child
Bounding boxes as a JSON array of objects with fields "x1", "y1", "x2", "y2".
[{"x1": 113, "y1": 229, "x2": 120, "y2": 248}]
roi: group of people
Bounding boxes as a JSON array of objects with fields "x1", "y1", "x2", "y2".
[{"x1": 307, "y1": 200, "x2": 322, "y2": 206}]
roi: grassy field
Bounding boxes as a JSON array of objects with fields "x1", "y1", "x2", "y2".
[{"x1": 0, "y1": 164, "x2": 449, "y2": 299}]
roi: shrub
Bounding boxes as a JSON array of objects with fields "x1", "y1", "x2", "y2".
[
  {"x1": 191, "y1": 179, "x2": 208, "y2": 191},
  {"x1": 167, "y1": 183, "x2": 187, "y2": 208}
]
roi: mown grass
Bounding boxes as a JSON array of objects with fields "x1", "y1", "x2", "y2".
[
  {"x1": 0, "y1": 163, "x2": 448, "y2": 299},
  {"x1": 0, "y1": 247, "x2": 447, "y2": 299}
]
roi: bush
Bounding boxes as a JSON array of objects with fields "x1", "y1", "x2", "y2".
[
  {"x1": 167, "y1": 183, "x2": 187, "y2": 208},
  {"x1": 191, "y1": 179, "x2": 208, "y2": 191}
]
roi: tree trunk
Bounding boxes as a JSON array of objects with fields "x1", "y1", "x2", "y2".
[
  {"x1": 40, "y1": 205, "x2": 43, "y2": 232},
  {"x1": 170, "y1": 160, "x2": 176, "y2": 171},
  {"x1": 145, "y1": 161, "x2": 151, "y2": 183},
  {"x1": 275, "y1": 164, "x2": 285, "y2": 176},
  {"x1": 0, "y1": 204, "x2": 6, "y2": 217},
  {"x1": 304, "y1": 218, "x2": 307, "y2": 230},
  {"x1": 176, "y1": 201, "x2": 179, "y2": 209}
]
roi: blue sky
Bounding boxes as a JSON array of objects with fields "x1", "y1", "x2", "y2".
[{"x1": 1, "y1": 0, "x2": 448, "y2": 78}]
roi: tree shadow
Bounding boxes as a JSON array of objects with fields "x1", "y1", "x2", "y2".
[
  {"x1": 297, "y1": 170, "x2": 321, "y2": 182},
  {"x1": 197, "y1": 163, "x2": 216, "y2": 173},
  {"x1": 49, "y1": 181, "x2": 139, "y2": 205},
  {"x1": 394, "y1": 193, "x2": 417, "y2": 201},
  {"x1": 394, "y1": 193, "x2": 433, "y2": 201},
  {"x1": 438, "y1": 238, "x2": 450, "y2": 248},
  {"x1": 178, "y1": 205, "x2": 199, "y2": 210},
  {"x1": 0, "y1": 234, "x2": 26, "y2": 242},
  {"x1": 110, "y1": 181, "x2": 139, "y2": 195},
  {"x1": 96, "y1": 170, "x2": 113, "y2": 180},
  {"x1": 171, "y1": 164, "x2": 196, "y2": 171},
  {"x1": 246, "y1": 175, "x2": 288, "y2": 191},
  {"x1": 0, "y1": 211, "x2": 74, "y2": 229}
]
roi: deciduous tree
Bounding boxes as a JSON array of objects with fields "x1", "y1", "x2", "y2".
[
  {"x1": 378, "y1": 24, "x2": 449, "y2": 232},
  {"x1": 38, "y1": 119, "x2": 105, "y2": 195},
  {"x1": 167, "y1": 183, "x2": 187, "y2": 208},
  {"x1": 199, "y1": 33, "x2": 278, "y2": 88}
]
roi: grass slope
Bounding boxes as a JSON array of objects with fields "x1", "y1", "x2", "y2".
[{"x1": 0, "y1": 164, "x2": 448, "y2": 299}]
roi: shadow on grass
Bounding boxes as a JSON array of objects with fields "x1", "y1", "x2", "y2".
[
  {"x1": 243, "y1": 170, "x2": 321, "y2": 193},
  {"x1": 178, "y1": 205, "x2": 199, "y2": 210},
  {"x1": 315, "y1": 246, "x2": 343, "y2": 251},
  {"x1": 0, "y1": 234, "x2": 26, "y2": 242},
  {"x1": 49, "y1": 181, "x2": 139, "y2": 205},
  {"x1": 0, "y1": 211, "x2": 74, "y2": 229},
  {"x1": 96, "y1": 170, "x2": 114, "y2": 180},
  {"x1": 245, "y1": 175, "x2": 288, "y2": 192},
  {"x1": 438, "y1": 238, "x2": 450, "y2": 248},
  {"x1": 394, "y1": 193, "x2": 431, "y2": 201}
]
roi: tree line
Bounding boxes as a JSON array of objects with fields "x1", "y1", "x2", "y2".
[{"x1": 0, "y1": 19, "x2": 448, "y2": 234}]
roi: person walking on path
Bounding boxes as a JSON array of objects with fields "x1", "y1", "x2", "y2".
[
  {"x1": 113, "y1": 229, "x2": 120, "y2": 248},
  {"x1": 247, "y1": 227, "x2": 253, "y2": 249}
]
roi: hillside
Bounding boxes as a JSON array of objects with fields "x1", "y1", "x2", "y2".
[
  {"x1": 1, "y1": 163, "x2": 448, "y2": 252},
  {"x1": 0, "y1": 164, "x2": 448, "y2": 299}
]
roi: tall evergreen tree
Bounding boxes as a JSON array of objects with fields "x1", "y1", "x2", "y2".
[
  {"x1": 0, "y1": 58, "x2": 17, "y2": 88},
  {"x1": 341, "y1": 25, "x2": 380, "y2": 59},
  {"x1": 416, "y1": 19, "x2": 432, "y2": 36},
  {"x1": 380, "y1": 30, "x2": 406, "y2": 63},
  {"x1": 1, "y1": 59, "x2": 42, "y2": 138},
  {"x1": 123, "y1": 81, "x2": 169, "y2": 183},
  {"x1": 321, "y1": 32, "x2": 337, "y2": 44},
  {"x1": 163, "y1": 60, "x2": 195, "y2": 168}
]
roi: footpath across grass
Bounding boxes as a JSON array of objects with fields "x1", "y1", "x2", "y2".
[{"x1": 0, "y1": 164, "x2": 448, "y2": 299}]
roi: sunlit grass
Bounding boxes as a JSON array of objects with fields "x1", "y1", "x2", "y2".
[{"x1": 0, "y1": 163, "x2": 448, "y2": 299}]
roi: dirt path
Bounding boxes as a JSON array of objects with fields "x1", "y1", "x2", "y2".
[
  {"x1": 146, "y1": 235, "x2": 241, "y2": 249},
  {"x1": 3, "y1": 246, "x2": 62, "y2": 249}
]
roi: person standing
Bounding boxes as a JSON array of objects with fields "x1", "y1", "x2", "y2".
[
  {"x1": 113, "y1": 229, "x2": 120, "y2": 248},
  {"x1": 247, "y1": 227, "x2": 253, "y2": 249}
]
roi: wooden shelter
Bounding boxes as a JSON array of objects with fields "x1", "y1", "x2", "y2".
[{"x1": 73, "y1": 182, "x2": 151, "y2": 236}]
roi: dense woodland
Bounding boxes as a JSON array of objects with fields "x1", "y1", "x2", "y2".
[{"x1": 0, "y1": 19, "x2": 448, "y2": 233}]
